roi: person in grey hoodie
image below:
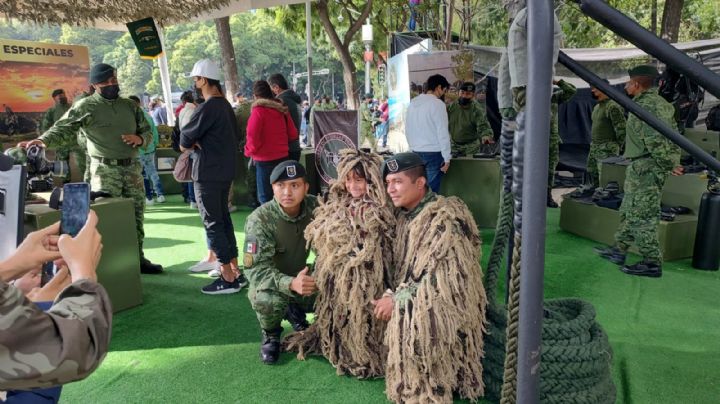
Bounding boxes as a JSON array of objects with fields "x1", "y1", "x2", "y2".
[{"x1": 268, "y1": 73, "x2": 302, "y2": 161}]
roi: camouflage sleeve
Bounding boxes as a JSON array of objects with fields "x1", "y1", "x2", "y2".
[
  {"x1": 243, "y1": 214, "x2": 295, "y2": 297},
  {"x1": 0, "y1": 280, "x2": 112, "y2": 390},
  {"x1": 641, "y1": 105, "x2": 681, "y2": 171},
  {"x1": 553, "y1": 80, "x2": 577, "y2": 104},
  {"x1": 606, "y1": 102, "x2": 627, "y2": 145},
  {"x1": 133, "y1": 103, "x2": 152, "y2": 147},
  {"x1": 475, "y1": 103, "x2": 494, "y2": 139},
  {"x1": 40, "y1": 109, "x2": 53, "y2": 132},
  {"x1": 38, "y1": 106, "x2": 87, "y2": 149}
]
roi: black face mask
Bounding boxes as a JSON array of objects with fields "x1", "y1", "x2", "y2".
[
  {"x1": 99, "y1": 84, "x2": 120, "y2": 100},
  {"x1": 590, "y1": 92, "x2": 599, "y2": 100},
  {"x1": 458, "y1": 97, "x2": 471, "y2": 106},
  {"x1": 58, "y1": 96, "x2": 68, "y2": 105},
  {"x1": 194, "y1": 86, "x2": 203, "y2": 102},
  {"x1": 439, "y1": 94, "x2": 446, "y2": 102}
]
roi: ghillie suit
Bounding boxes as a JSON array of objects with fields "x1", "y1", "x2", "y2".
[
  {"x1": 284, "y1": 149, "x2": 395, "y2": 379},
  {"x1": 385, "y1": 193, "x2": 487, "y2": 403}
]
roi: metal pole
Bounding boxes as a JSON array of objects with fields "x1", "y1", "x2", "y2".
[
  {"x1": 365, "y1": 45, "x2": 371, "y2": 94},
  {"x1": 305, "y1": 1, "x2": 313, "y2": 103},
  {"x1": 156, "y1": 25, "x2": 175, "y2": 126},
  {"x1": 558, "y1": 51, "x2": 720, "y2": 173},
  {"x1": 576, "y1": 0, "x2": 720, "y2": 99},
  {"x1": 518, "y1": 0, "x2": 554, "y2": 402}
]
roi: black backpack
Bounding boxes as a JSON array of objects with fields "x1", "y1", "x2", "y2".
[{"x1": 706, "y1": 105, "x2": 720, "y2": 132}]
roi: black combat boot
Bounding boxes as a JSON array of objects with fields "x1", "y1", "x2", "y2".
[
  {"x1": 140, "y1": 256, "x2": 163, "y2": 274},
  {"x1": 547, "y1": 189, "x2": 559, "y2": 208},
  {"x1": 260, "y1": 328, "x2": 282, "y2": 364},
  {"x1": 285, "y1": 303, "x2": 309, "y2": 332},
  {"x1": 593, "y1": 246, "x2": 627, "y2": 265},
  {"x1": 620, "y1": 261, "x2": 662, "y2": 278}
]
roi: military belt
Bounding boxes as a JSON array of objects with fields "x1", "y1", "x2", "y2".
[{"x1": 91, "y1": 156, "x2": 135, "y2": 166}]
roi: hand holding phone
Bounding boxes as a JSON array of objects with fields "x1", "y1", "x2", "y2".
[{"x1": 61, "y1": 183, "x2": 90, "y2": 237}]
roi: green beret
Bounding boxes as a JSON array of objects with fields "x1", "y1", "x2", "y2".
[
  {"x1": 382, "y1": 152, "x2": 426, "y2": 178},
  {"x1": 89, "y1": 63, "x2": 116, "y2": 84},
  {"x1": 628, "y1": 64, "x2": 659, "y2": 78},
  {"x1": 459, "y1": 82, "x2": 476, "y2": 92},
  {"x1": 270, "y1": 160, "x2": 306, "y2": 184}
]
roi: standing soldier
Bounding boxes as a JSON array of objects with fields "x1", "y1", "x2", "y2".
[
  {"x1": 244, "y1": 161, "x2": 318, "y2": 364},
  {"x1": 585, "y1": 81, "x2": 626, "y2": 189},
  {"x1": 447, "y1": 82, "x2": 494, "y2": 157},
  {"x1": 359, "y1": 93, "x2": 376, "y2": 151},
  {"x1": 40, "y1": 89, "x2": 74, "y2": 179},
  {"x1": 547, "y1": 79, "x2": 577, "y2": 207},
  {"x1": 73, "y1": 85, "x2": 95, "y2": 183},
  {"x1": 21, "y1": 63, "x2": 163, "y2": 274},
  {"x1": 595, "y1": 65, "x2": 682, "y2": 278}
]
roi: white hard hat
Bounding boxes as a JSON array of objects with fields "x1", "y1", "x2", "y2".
[{"x1": 186, "y1": 59, "x2": 221, "y2": 81}]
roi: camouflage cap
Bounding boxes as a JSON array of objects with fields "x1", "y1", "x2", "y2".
[
  {"x1": 382, "y1": 152, "x2": 425, "y2": 178},
  {"x1": 459, "y1": 82, "x2": 476, "y2": 92},
  {"x1": 628, "y1": 65, "x2": 659, "y2": 78},
  {"x1": 89, "y1": 63, "x2": 116, "y2": 84},
  {"x1": 270, "y1": 160, "x2": 306, "y2": 184}
]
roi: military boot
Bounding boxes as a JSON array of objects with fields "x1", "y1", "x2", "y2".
[
  {"x1": 620, "y1": 261, "x2": 662, "y2": 278},
  {"x1": 547, "y1": 189, "x2": 559, "y2": 208},
  {"x1": 260, "y1": 328, "x2": 282, "y2": 364},
  {"x1": 285, "y1": 303, "x2": 309, "y2": 332},
  {"x1": 593, "y1": 246, "x2": 626, "y2": 265},
  {"x1": 140, "y1": 256, "x2": 163, "y2": 274}
]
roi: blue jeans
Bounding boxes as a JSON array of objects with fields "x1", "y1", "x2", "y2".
[
  {"x1": 376, "y1": 121, "x2": 389, "y2": 147},
  {"x1": 255, "y1": 157, "x2": 288, "y2": 204},
  {"x1": 414, "y1": 151, "x2": 444, "y2": 194},
  {"x1": 139, "y1": 153, "x2": 164, "y2": 198}
]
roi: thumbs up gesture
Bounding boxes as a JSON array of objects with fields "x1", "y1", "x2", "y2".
[{"x1": 290, "y1": 266, "x2": 316, "y2": 296}]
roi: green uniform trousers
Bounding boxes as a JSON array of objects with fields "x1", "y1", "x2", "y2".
[
  {"x1": 249, "y1": 287, "x2": 315, "y2": 331},
  {"x1": 586, "y1": 142, "x2": 621, "y2": 187}
]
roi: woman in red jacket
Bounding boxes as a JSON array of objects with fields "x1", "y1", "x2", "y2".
[{"x1": 245, "y1": 80, "x2": 298, "y2": 204}]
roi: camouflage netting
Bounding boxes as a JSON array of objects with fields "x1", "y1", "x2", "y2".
[
  {"x1": 283, "y1": 149, "x2": 395, "y2": 379},
  {"x1": 386, "y1": 195, "x2": 487, "y2": 403}
]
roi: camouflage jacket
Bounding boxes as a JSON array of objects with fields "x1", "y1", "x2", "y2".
[
  {"x1": 39, "y1": 94, "x2": 151, "y2": 160},
  {"x1": 40, "y1": 103, "x2": 70, "y2": 132},
  {"x1": 624, "y1": 88, "x2": 681, "y2": 171},
  {"x1": 243, "y1": 195, "x2": 318, "y2": 296},
  {"x1": 359, "y1": 101, "x2": 374, "y2": 134},
  {"x1": 447, "y1": 100, "x2": 493, "y2": 144},
  {"x1": 0, "y1": 280, "x2": 112, "y2": 390},
  {"x1": 591, "y1": 98, "x2": 626, "y2": 145}
]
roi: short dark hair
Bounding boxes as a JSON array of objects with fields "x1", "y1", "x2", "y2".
[
  {"x1": 206, "y1": 78, "x2": 223, "y2": 93},
  {"x1": 350, "y1": 163, "x2": 367, "y2": 181},
  {"x1": 180, "y1": 91, "x2": 194, "y2": 103},
  {"x1": 403, "y1": 166, "x2": 426, "y2": 183},
  {"x1": 426, "y1": 74, "x2": 450, "y2": 92},
  {"x1": 253, "y1": 80, "x2": 274, "y2": 99},
  {"x1": 128, "y1": 95, "x2": 141, "y2": 105},
  {"x1": 634, "y1": 76, "x2": 655, "y2": 89},
  {"x1": 267, "y1": 74, "x2": 289, "y2": 91}
]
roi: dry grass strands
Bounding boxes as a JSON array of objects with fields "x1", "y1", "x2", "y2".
[
  {"x1": 386, "y1": 196, "x2": 487, "y2": 403},
  {"x1": 283, "y1": 149, "x2": 395, "y2": 379}
]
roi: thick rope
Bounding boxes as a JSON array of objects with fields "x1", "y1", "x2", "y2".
[{"x1": 500, "y1": 233, "x2": 522, "y2": 404}]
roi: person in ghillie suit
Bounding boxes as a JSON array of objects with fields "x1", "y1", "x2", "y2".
[
  {"x1": 373, "y1": 152, "x2": 488, "y2": 403},
  {"x1": 284, "y1": 148, "x2": 395, "y2": 378}
]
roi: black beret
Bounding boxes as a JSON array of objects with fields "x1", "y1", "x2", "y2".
[
  {"x1": 51, "y1": 89, "x2": 65, "y2": 97},
  {"x1": 89, "y1": 63, "x2": 116, "y2": 84},
  {"x1": 628, "y1": 65, "x2": 659, "y2": 78},
  {"x1": 459, "y1": 82, "x2": 476, "y2": 92},
  {"x1": 270, "y1": 160, "x2": 306, "y2": 184},
  {"x1": 382, "y1": 152, "x2": 425, "y2": 178}
]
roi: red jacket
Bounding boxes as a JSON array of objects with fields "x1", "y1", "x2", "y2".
[{"x1": 244, "y1": 98, "x2": 298, "y2": 162}]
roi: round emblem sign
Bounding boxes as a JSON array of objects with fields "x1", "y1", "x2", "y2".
[{"x1": 314, "y1": 132, "x2": 356, "y2": 184}]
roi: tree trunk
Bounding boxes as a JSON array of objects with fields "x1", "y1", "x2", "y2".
[
  {"x1": 651, "y1": 0, "x2": 657, "y2": 35},
  {"x1": 660, "y1": 0, "x2": 684, "y2": 43},
  {"x1": 214, "y1": 16, "x2": 240, "y2": 100},
  {"x1": 445, "y1": 0, "x2": 455, "y2": 49}
]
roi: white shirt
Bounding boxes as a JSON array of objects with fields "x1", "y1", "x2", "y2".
[
  {"x1": 404, "y1": 93, "x2": 451, "y2": 162},
  {"x1": 178, "y1": 103, "x2": 197, "y2": 129}
]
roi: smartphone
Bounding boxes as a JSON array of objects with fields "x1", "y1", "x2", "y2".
[
  {"x1": 61, "y1": 182, "x2": 90, "y2": 237},
  {"x1": 40, "y1": 261, "x2": 56, "y2": 287}
]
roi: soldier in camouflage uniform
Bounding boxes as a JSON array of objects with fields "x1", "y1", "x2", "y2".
[
  {"x1": 235, "y1": 100, "x2": 259, "y2": 207},
  {"x1": 244, "y1": 160, "x2": 318, "y2": 364},
  {"x1": 448, "y1": 82, "x2": 494, "y2": 157},
  {"x1": 22, "y1": 63, "x2": 163, "y2": 274},
  {"x1": 40, "y1": 89, "x2": 73, "y2": 179},
  {"x1": 0, "y1": 211, "x2": 111, "y2": 390},
  {"x1": 359, "y1": 93, "x2": 376, "y2": 151},
  {"x1": 586, "y1": 83, "x2": 626, "y2": 188},
  {"x1": 595, "y1": 65, "x2": 682, "y2": 278},
  {"x1": 73, "y1": 86, "x2": 95, "y2": 183}
]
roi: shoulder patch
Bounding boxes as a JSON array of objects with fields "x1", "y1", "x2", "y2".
[{"x1": 245, "y1": 240, "x2": 257, "y2": 254}]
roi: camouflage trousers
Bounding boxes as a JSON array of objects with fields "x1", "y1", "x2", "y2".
[
  {"x1": 452, "y1": 139, "x2": 481, "y2": 157},
  {"x1": 247, "y1": 159, "x2": 258, "y2": 205},
  {"x1": 614, "y1": 158, "x2": 668, "y2": 263},
  {"x1": 55, "y1": 146, "x2": 86, "y2": 182},
  {"x1": 248, "y1": 287, "x2": 315, "y2": 331},
  {"x1": 586, "y1": 142, "x2": 621, "y2": 187},
  {"x1": 361, "y1": 128, "x2": 377, "y2": 152},
  {"x1": 89, "y1": 158, "x2": 146, "y2": 253}
]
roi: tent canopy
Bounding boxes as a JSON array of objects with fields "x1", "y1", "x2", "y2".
[{"x1": 0, "y1": 0, "x2": 307, "y2": 29}]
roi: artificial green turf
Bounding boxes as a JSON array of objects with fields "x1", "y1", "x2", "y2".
[{"x1": 60, "y1": 195, "x2": 720, "y2": 403}]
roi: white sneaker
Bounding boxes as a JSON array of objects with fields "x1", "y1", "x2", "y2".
[
  {"x1": 190, "y1": 202, "x2": 197, "y2": 209},
  {"x1": 146, "y1": 198, "x2": 155, "y2": 206},
  {"x1": 188, "y1": 260, "x2": 218, "y2": 273},
  {"x1": 157, "y1": 195, "x2": 166, "y2": 203},
  {"x1": 208, "y1": 266, "x2": 221, "y2": 278}
]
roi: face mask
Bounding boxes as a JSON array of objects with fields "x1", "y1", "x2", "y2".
[
  {"x1": 439, "y1": 94, "x2": 446, "y2": 102},
  {"x1": 58, "y1": 96, "x2": 68, "y2": 105},
  {"x1": 458, "y1": 97, "x2": 471, "y2": 106},
  {"x1": 590, "y1": 92, "x2": 599, "y2": 100},
  {"x1": 99, "y1": 84, "x2": 120, "y2": 100}
]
